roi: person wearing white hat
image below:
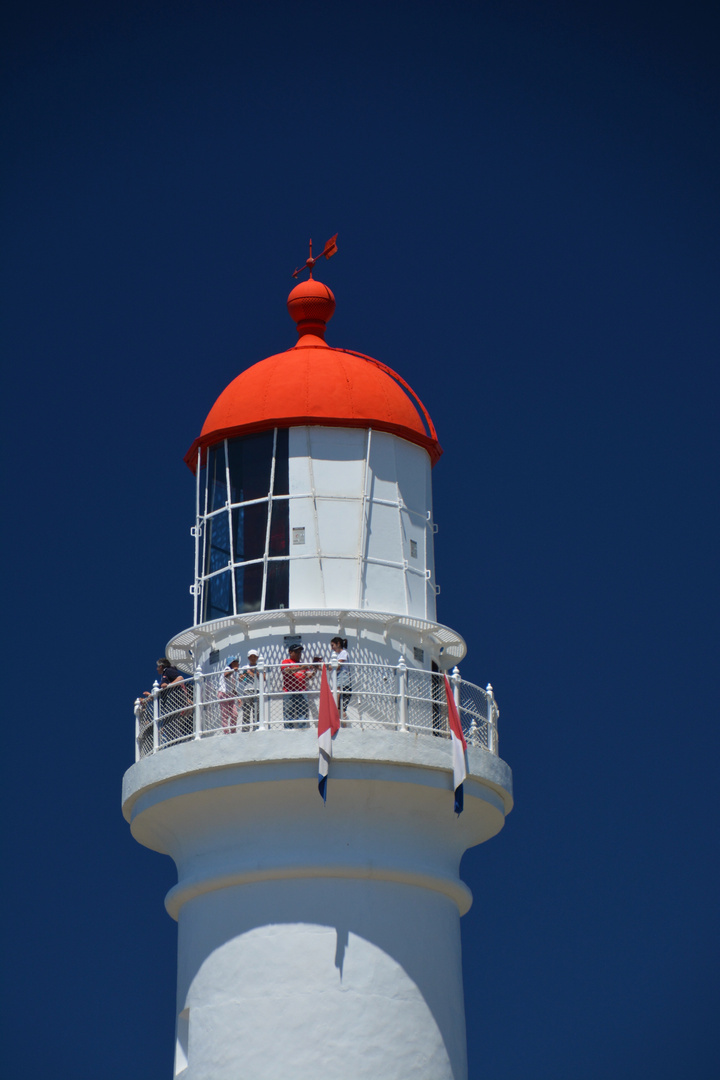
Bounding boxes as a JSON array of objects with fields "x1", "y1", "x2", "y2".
[{"x1": 240, "y1": 649, "x2": 262, "y2": 730}]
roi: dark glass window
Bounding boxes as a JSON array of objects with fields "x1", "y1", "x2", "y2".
[
  {"x1": 207, "y1": 444, "x2": 227, "y2": 512},
  {"x1": 269, "y1": 499, "x2": 289, "y2": 557},
  {"x1": 265, "y1": 560, "x2": 289, "y2": 611},
  {"x1": 227, "y1": 431, "x2": 273, "y2": 504},
  {"x1": 232, "y1": 502, "x2": 268, "y2": 562},
  {"x1": 199, "y1": 430, "x2": 292, "y2": 620},
  {"x1": 205, "y1": 510, "x2": 231, "y2": 576},
  {"x1": 198, "y1": 462, "x2": 207, "y2": 512},
  {"x1": 273, "y1": 428, "x2": 289, "y2": 495},
  {"x1": 235, "y1": 562, "x2": 263, "y2": 613},
  {"x1": 204, "y1": 570, "x2": 233, "y2": 621}
]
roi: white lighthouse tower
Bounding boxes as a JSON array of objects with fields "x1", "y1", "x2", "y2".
[{"x1": 122, "y1": 248, "x2": 513, "y2": 1080}]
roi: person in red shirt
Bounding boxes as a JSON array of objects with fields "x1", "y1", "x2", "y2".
[{"x1": 281, "y1": 644, "x2": 316, "y2": 728}]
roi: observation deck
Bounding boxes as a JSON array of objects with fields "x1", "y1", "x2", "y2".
[
  {"x1": 132, "y1": 660, "x2": 499, "y2": 762},
  {"x1": 123, "y1": 659, "x2": 513, "y2": 921}
]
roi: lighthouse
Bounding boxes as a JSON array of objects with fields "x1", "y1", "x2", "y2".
[{"x1": 122, "y1": 245, "x2": 513, "y2": 1080}]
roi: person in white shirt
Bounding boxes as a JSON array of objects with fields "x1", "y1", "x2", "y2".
[
  {"x1": 219, "y1": 656, "x2": 240, "y2": 734},
  {"x1": 330, "y1": 636, "x2": 351, "y2": 721},
  {"x1": 240, "y1": 648, "x2": 262, "y2": 730}
]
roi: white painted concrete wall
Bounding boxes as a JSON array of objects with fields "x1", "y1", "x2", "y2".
[
  {"x1": 176, "y1": 879, "x2": 465, "y2": 1080},
  {"x1": 122, "y1": 731, "x2": 513, "y2": 1080},
  {"x1": 288, "y1": 428, "x2": 437, "y2": 619}
]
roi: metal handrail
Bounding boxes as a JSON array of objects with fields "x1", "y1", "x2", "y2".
[{"x1": 133, "y1": 662, "x2": 499, "y2": 762}]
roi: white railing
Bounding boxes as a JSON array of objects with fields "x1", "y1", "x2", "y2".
[{"x1": 133, "y1": 661, "x2": 499, "y2": 762}]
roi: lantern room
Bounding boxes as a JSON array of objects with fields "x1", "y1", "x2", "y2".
[{"x1": 184, "y1": 278, "x2": 444, "y2": 627}]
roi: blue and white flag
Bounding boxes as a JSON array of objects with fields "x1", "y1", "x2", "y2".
[{"x1": 444, "y1": 674, "x2": 467, "y2": 815}]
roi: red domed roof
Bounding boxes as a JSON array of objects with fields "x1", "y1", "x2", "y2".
[{"x1": 184, "y1": 280, "x2": 442, "y2": 469}]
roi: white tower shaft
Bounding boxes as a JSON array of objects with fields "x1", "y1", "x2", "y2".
[{"x1": 123, "y1": 731, "x2": 512, "y2": 1079}]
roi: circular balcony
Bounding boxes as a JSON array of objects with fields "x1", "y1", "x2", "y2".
[{"x1": 133, "y1": 661, "x2": 500, "y2": 762}]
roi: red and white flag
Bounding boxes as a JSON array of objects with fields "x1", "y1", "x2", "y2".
[
  {"x1": 318, "y1": 664, "x2": 340, "y2": 802},
  {"x1": 444, "y1": 674, "x2": 467, "y2": 815}
]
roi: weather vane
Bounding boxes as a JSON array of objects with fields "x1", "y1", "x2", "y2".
[{"x1": 292, "y1": 234, "x2": 338, "y2": 279}]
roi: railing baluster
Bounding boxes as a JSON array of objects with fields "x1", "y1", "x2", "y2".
[
  {"x1": 397, "y1": 656, "x2": 408, "y2": 733},
  {"x1": 134, "y1": 698, "x2": 142, "y2": 762},
  {"x1": 257, "y1": 659, "x2": 267, "y2": 730},
  {"x1": 193, "y1": 669, "x2": 204, "y2": 740},
  {"x1": 152, "y1": 681, "x2": 160, "y2": 753},
  {"x1": 486, "y1": 683, "x2": 495, "y2": 754}
]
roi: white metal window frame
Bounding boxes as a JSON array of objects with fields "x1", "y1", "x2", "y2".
[{"x1": 192, "y1": 432, "x2": 438, "y2": 622}]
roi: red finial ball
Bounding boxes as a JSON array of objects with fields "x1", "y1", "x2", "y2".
[{"x1": 287, "y1": 278, "x2": 336, "y2": 341}]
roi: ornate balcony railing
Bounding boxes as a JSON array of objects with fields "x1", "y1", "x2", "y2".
[{"x1": 133, "y1": 661, "x2": 499, "y2": 762}]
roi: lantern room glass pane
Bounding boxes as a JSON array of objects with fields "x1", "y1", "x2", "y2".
[
  {"x1": 234, "y1": 562, "x2": 263, "y2": 613},
  {"x1": 265, "y1": 560, "x2": 289, "y2": 611},
  {"x1": 207, "y1": 444, "x2": 228, "y2": 512},
  {"x1": 205, "y1": 510, "x2": 231, "y2": 576},
  {"x1": 227, "y1": 431, "x2": 273, "y2": 504},
  {"x1": 204, "y1": 570, "x2": 233, "y2": 621},
  {"x1": 232, "y1": 502, "x2": 268, "y2": 563},
  {"x1": 273, "y1": 428, "x2": 289, "y2": 495},
  {"x1": 269, "y1": 498, "x2": 289, "y2": 557}
]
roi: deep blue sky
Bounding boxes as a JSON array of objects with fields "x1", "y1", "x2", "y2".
[{"x1": 2, "y1": 2, "x2": 718, "y2": 1077}]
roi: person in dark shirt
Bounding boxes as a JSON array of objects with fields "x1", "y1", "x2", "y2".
[
  {"x1": 157, "y1": 658, "x2": 185, "y2": 687},
  {"x1": 155, "y1": 657, "x2": 190, "y2": 741},
  {"x1": 142, "y1": 658, "x2": 184, "y2": 698}
]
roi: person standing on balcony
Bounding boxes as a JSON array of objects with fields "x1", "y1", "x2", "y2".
[
  {"x1": 281, "y1": 644, "x2": 315, "y2": 728},
  {"x1": 240, "y1": 649, "x2": 262, "y2": 730},
  {"x1": 152, "y1": 657, "x2": 190, "y2": 741},
  {"x1": 140, "y1": 657, "x2": 186, "y2": 733},
  {"x1": 142, "y1": 657, "x2": 185, "y2": 697},
  {"x1": 330, "y1": 636, "x2": 351, "y2": 721},
  {"x1": 219, "y1": 656, "x2": 240, "y2": 734}
]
